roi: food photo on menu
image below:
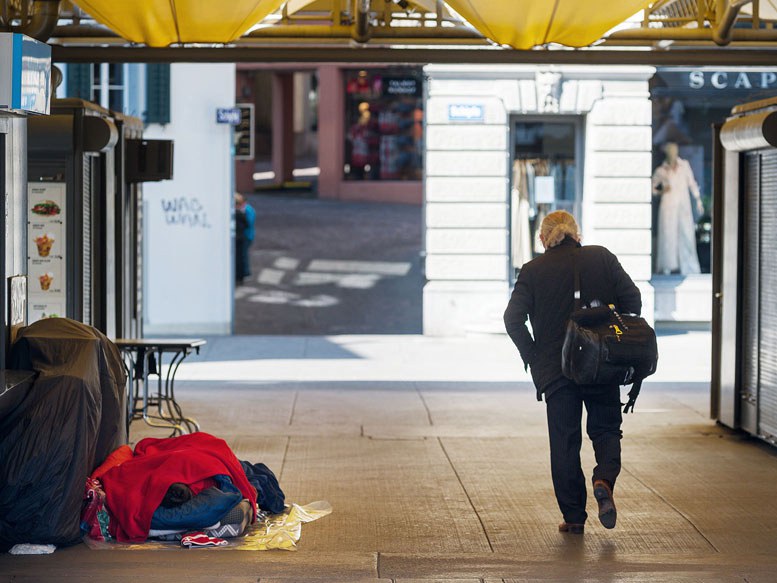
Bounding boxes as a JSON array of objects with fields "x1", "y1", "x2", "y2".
[
  {"x1": 38, "y1": 272, "x2": 54, "y2": 291},
  {"x1": 31, "y1": 199, "x2": 61, "y2": 216},
  {"x1": 34, "y1": 233, "x2": 55, "y2": 257}
]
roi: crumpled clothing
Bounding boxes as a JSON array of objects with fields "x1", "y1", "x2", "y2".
[
  {"x1": 81, "y1": 477, "x2": 108, "y2": 541},
  {"x1": 181, "y1": 531, "x2": 228, "y2": 548},
  {"x1": 239, "y1": 461, "x2": 285, "y2": 514}
]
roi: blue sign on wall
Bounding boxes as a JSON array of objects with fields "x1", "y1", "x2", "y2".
[
  {"x1": 447, "y1": 103, "x2": 485, "y2": 122},
  {"x1": 216, "y1": 107, "x2": 242, "y2": 125},
  {"x1": 0, "y1": 33, "x2": 51, "y2": 115}
]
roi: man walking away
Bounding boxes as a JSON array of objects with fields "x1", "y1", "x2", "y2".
[{"x1": 503, "y1": 210, "x2": 641, "y2": 534}]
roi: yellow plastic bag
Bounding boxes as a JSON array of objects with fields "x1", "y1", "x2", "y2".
[{"x1": 243, "y1": 500, "x2": 332, "y2": 551}]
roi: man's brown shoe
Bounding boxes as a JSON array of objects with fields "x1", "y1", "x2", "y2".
[
  {"x1": 593, "y1": 479, "x2": 617, "y2": 529},
  {"x1": 558, "y1": 522, "x2": 585, "y2": 534}
]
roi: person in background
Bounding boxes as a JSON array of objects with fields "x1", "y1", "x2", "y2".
[
  {"x1": 234, "y1": 193, "x2": 255, "y2": 286},
  {"x1": 503, "y1": 210, "x2": 641, "y2": 535}
]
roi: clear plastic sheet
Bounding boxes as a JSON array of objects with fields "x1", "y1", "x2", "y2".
[{"x1": 83, "y1": 501, "x2": 332, "y2": 551}]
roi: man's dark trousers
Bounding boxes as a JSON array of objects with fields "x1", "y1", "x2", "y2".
[{"x1": 545, "y1": 381, "x2": 623, "y2": 525}]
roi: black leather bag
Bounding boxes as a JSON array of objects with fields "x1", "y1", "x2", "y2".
[{"x1": 561, "y1": 259, "x2": 658, "y2": 413}]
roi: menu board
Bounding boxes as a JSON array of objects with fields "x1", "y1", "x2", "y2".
[{"x1": 27, "y1": 183, "x2": 66, "y2": 323}]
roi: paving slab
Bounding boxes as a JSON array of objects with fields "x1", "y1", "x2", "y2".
[
  {"x1": 438, "y1": 436, "x2": 716, "y2": 556},
  {"x1": 378, "y1": 552, "x2": 777, "y2": 581},
  {"x1": 623, "y1": 433, "x2": 777, "y2": 555},
  {"x1": 0, "y1": 548, "x2": 378, "y2": 581},
  {"x1": 278, "y1": 437, "x2": 491, "y2": 554}
]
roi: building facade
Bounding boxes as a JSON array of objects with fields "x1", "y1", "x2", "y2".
[
  {"x1": 423, "y1": 65, "x2": 655, "y2": 335},
  {"x1": 59, "y1": 61, "x2": 236, "y2": 335}
]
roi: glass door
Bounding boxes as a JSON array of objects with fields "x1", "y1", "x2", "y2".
[{"x1": 510, "y1": 117, "x2": 582, "y2": 274}]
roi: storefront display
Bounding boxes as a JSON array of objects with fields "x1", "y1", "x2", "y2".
[
  {"x1": 511, "y1": 119, "x2": 581, "y2": 271},
  {"x1": 651, "y1": 142, "x2": 703, "y2": 275},
  {"x1": 650, "y1": 68, "x2": 777, "y2": 275},
  {"x1": 343, "y1": 68, "x2": 423, "y2": 181}
]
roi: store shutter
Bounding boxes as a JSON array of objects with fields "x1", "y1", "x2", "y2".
[
  {"x1": 742, "y1": 153, "x2": 760, "y2": 420},
  {"x1": 758, "y1": 150, "x2": 777, "y2": 441},
  {"x1": 66, "y1": 64, "x2": 92, "y2": 100},
  {"x1": 145, "y1": 64, "x2": 171, "y2": 125},
  {"x1": 82, "y1": 156, "x2": 93, "y2": 325}
]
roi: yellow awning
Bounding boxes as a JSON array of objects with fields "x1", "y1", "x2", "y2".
[
  {"x1": 72, "y1": 0, "x2": 284, "y2": 47},
  {"x1": 445, "y1": 0, "x2": 653, "y2": 49},
  {"x1": 71, "y1": 0, "x2": 651, "y2": 49}
]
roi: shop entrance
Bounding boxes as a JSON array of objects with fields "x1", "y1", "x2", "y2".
[
  {"x1": 509, "y1": 116, "x2": 584, "y2": 277},
  {"x1": 235, "y1": 68, "x2": 320, "y2": 194}
]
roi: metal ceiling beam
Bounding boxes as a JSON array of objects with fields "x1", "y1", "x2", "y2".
[
  {"x1": 713, "y1": 0, "x2": 754, "y2": 44},
  {"x1": 608, "y1": 27, "x2": 777, "y2": 41},
  {"x1": 244, "y1": 24, "x2": 482, "y2": 39},
  {"x1": 50, "y1": 44, "x2": 777, "y2": 66}
]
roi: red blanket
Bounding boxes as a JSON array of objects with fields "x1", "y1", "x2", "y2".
[{"x1": 101, "y1": 433, "x2": 257, "y2": 542}]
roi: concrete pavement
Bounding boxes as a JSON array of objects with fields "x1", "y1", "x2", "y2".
[{"x1": 5, "y1": 329, "x2": 777, "y2": 582}]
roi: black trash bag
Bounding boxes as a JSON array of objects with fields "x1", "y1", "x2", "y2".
[{"x1": 0, "y1": 318, "x2": 127, "y2": 547}]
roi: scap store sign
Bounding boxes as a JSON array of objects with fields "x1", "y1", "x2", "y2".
[{"x1": 687, "y1": 70, "x2": 777, "y2": 90}]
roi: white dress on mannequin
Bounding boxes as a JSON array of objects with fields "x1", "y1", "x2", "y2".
[{"x1": 652, "y1": 157, "x2": 701, "y2": 275}]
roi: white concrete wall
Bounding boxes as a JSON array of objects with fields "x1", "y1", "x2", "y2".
[
  {"x1": 424, "y1": 94, "x2": 510, "y2": 335},
  {"x1": 423, "y1": 65, "x2": 655, "y2": 335},
  {"x1": 143, "y1": 63, "x2": 235, "y2": 335},
  {"x1": 582, "y1": 76, "x2": 655, "y2": 321}
]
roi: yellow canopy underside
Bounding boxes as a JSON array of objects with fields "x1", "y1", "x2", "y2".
[
  {"x1": 72, "y1": 0, "x2": 652, "y2": 49},
  {"x1": 72, "y1": 0, "x2": 285, "y2": 47},
  {"x1": 445, "y1": 0, "x2": 653, "y2": 49}
]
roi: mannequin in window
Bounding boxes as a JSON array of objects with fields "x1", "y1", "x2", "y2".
[
  {"x1": 651, "y1": 142, "x2": 703, "y2": 275},
  {"x1": 347, "y1": 101, "x2": 379, "y2": 179}
]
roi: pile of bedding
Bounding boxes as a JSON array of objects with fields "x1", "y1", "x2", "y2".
[{"x1": 83, "y1": 432, "x2": 285, "y2": 544}]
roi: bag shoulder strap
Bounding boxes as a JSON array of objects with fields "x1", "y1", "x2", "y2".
[
  {"x1": 623, "y1": 377, "x2": 643, "y2": 414},
  {"x1": 573, "y1": 248, "x2": 581, "y2": 311}
]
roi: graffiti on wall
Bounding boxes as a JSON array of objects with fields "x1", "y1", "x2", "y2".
[{"x1": 161, "y1": 197, "x2": 212, "y2": 229}]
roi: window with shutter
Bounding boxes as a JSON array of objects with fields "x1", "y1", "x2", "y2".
[
  {"x1": 145, "y1": 64, "x2": 171, "y2": 125},
  {"x1": 66, "y1": 64, "x2": 92, "y2": 100}
]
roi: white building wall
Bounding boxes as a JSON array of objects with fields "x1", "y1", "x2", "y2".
[
  {"x1": 424, "y1": 94, "x2": 510, "y2": 335},
  {"x1": 423, "y1": 65, "x2": 655, "y2": 336},
  {"x1": 143, "y1": 63, "x2": 235, "y2": 335}
]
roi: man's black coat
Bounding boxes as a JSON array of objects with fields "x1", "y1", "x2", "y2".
[{"x1": 504, "y1": 236, "x2": 642, "y2": 399}]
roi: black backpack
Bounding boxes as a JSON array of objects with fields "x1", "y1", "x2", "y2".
[{"x1": 561, "y1": 256, "x2": 658, "y2": 413}]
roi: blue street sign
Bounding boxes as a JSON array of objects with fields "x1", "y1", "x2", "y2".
[
  {"x1": 216, "y1": 107, "x2": 241, "y2": 125},
  {"x1": 447, "y1": 103, "x2": 485, "y2": 122}
]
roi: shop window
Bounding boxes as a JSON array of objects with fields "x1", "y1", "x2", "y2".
[
  {"x1": 510, "y1": 118, "x2": 582, "y2": 272},
  {"x1": 66, "y1": 64, "x2": 92, "y2": 100},
  {"x1": 65, "y1": 64, "x2": 127, "y2": 112},
  {"x1": 343, "y1": 68, "x2": 423, "y2": 181},
  {"x1": 647, "y1": 67, "x2": 777, "y2": 276},
  {"x1": 145, "y1": 63, "x2": 171, "y2": 125},
  {"x1": 91, "y1": 64, "x2": 127, "y2": 112}
]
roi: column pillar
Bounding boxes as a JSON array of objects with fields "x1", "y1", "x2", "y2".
[{"x1": 272, "y1": 72, "x2": 295, "y2": 184}]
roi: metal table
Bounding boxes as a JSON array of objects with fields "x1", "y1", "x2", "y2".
[{"x1": 115, "y1": 338, "x2": 206, "y2": 436}]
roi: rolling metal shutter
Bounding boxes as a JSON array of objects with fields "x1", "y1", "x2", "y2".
[
  {"x1": 759, "y1": 150, "x2": 777, "y2": 441},
  {"x1": 742, "y1": 153, "x2": 760, "y2": 423},
  {"x1": 82, "y1": 156, "x2": 93, "y2": 325}
]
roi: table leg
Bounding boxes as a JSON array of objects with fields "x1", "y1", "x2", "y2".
[
  {"x1": 166, "y1": 349, "x2": 199, "y2": 433},
  {"x1": 141, "y1": 350, "x2": 184, "y2": 436}
]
